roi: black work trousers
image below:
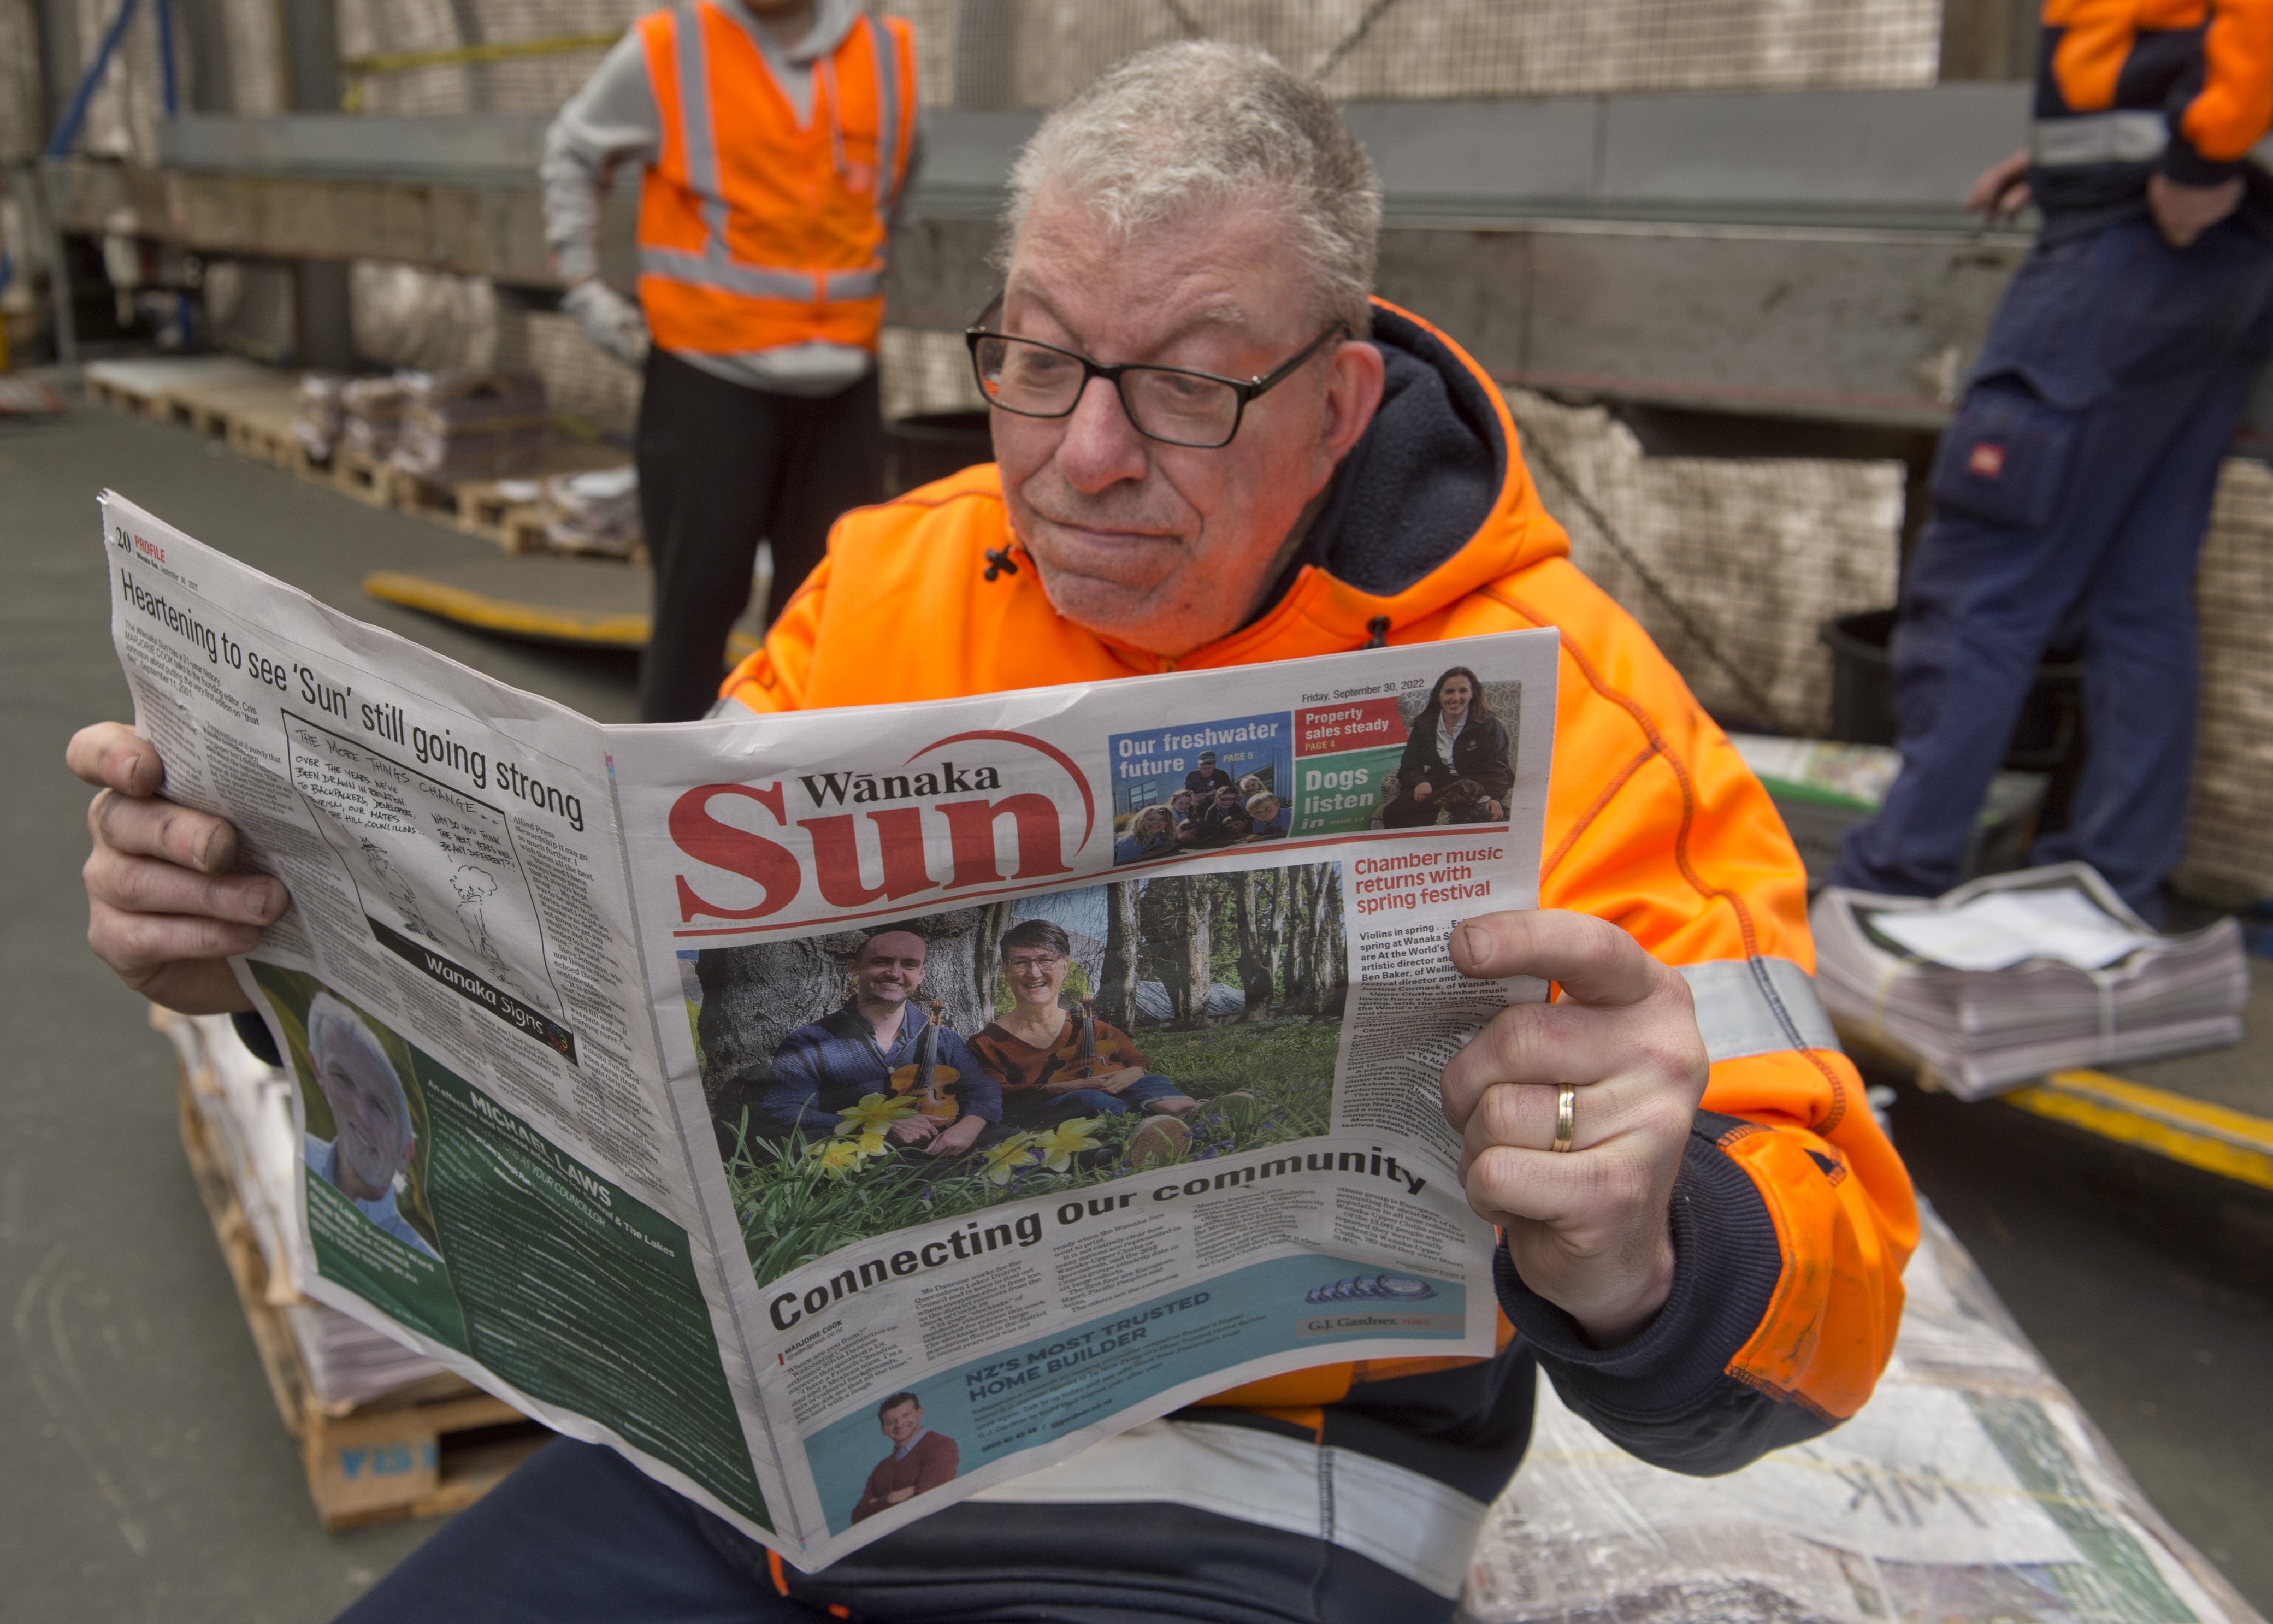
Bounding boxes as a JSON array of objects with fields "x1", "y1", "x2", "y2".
[{"x1": 635, "y1": 347, "x2": 883, "y2": 722}]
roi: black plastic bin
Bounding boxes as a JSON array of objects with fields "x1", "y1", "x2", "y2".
[
  {"x1": 1820, "y1": 609, "x2": 2086, "y2": 771},
  {"x1": 885, "y1": 410, "x2": 994, "y2": 497}
]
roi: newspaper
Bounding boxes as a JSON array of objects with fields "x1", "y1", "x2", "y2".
[{"x1": 99, "y1": 491, "x2": 1558, "y2": 1568}]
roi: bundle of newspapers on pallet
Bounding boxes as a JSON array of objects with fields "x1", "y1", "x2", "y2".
[
  {"x1": 174, "y1": 1014, "x2": 447, "y2": 1409},
  {"x1": 291, "y1": 373, "x2": 345, "y2": 462},
  {"x1": 340, "y1": 375, "x2": 407, "y2": 459},
  {"x1": 390, "y1": 370, "x2": 549, "y2": 484},
  {"x1": 544, "y1": 464, "x2": 640, "y2": 555},
  {"x1": 1810, "y1": 863, "x2": 2249, "y2": 1099}
]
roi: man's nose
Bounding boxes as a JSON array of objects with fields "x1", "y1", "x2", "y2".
[{"x1": 1054, "y1": 375, "x2": 1149, "y2": 493}]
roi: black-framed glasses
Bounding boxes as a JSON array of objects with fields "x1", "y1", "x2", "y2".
[{"x1": 965, "y1": 298, "x2": 1347, "y2": 450}]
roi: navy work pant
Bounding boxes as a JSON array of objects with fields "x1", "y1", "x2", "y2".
[
  {"x1": 1832, "y1": 217, "x2": 2273, "y2": 917},
  {"x1": 635, "y1": 350, "x2": 884, "y2": 723},
  {"x1": 334, "y1": 1436, "x2": 1456, "y2": 1623}
]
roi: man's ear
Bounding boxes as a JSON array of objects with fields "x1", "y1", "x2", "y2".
[
  {"x1": 1319, "y1": 338, "x2": 1386, "y2": 470},
  {"x1": 399, "y1": 1135, "x2": 417, "y2": 1172}
]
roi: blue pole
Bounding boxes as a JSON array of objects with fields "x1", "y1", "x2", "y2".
[
  {"x1": 44, "y1": 0, "x2": 144, "y2": 158},
  {"x1": 157, "y1": 0, "x2": 178, "y2": 117}
]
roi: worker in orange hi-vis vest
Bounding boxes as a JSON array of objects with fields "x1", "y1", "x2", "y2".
[
  {"x1": 72, "y1": 42, "x2": 1915, "y2": 1624},
  {"x1": 540, "y1": 0, "x2": 919, "y2": 722}
]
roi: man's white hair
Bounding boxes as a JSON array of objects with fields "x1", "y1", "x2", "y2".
[
  {"x1": 306, "y1": 992, "x2": 407, "y2": 1115},
  {"x1": 1002, "y1": 41, "x2": 1381, "y2": 336}
]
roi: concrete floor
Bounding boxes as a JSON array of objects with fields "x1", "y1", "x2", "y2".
[{"x1": 5, "y1": 395, "x2": 2269, "y2": 1620}]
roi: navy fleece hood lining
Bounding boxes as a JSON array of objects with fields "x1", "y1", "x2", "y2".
[{"x1": 1257, "y1": 305, "x2": 1508, "y2": 615}]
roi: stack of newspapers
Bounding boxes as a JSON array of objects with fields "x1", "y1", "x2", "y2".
[
  {"x1": 390, "y1": 370, "x2": 550, "y2": 483},
  {"x1": 544, "y1": 464, "x2": 641, "y2": 555},
  {"x1": 178, "y1": 1015, "x2": 446, "y2": 1409},
  {"x1": 1810, "y1": 863, "x2": 2249, "y2": 1099},
  {"x1": 339, "y1": 375, "x2": 407, "y2": 459},
  {"x1": 290, "y1": 373, "x2": 344, "y2": 462}
]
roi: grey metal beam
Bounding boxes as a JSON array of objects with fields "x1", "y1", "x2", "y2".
[
  {"x1": 144, "y1": 87, "x2": 2034, "y2": 224},
  {"x1": 159, "y1": 113, "x2": 556, "y2": 182}
]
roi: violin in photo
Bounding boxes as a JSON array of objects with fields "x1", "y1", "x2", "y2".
[{"x1": 888, "y1": 997, "x2": 962, "y2": 1123}]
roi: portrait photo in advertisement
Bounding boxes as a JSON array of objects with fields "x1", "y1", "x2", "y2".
[
  {"x1": 246, "y1": 962, "x2": 444, "y2": 1260},
  {"x1": 685, "y1": 863, "x2": 1351, "y2": 1286}
]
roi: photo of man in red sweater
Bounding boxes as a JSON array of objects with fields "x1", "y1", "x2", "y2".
[{"x1": 848, "y1": 1393, "x2": 959, "y2": 1524}]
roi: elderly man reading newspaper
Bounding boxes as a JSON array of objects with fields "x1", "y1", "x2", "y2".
[{"x1": 68, "y1": 42, "x2": 1914, "y2": 1624}]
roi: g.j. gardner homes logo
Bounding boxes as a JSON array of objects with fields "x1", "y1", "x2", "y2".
[{"x1": 668, "y1": 729, "x2": 1097, "y2": 925}]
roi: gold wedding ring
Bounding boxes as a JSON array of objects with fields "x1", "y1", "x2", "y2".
[{"x1": 1551, "y1": 1084, "x2": 1577, "y2": 1154}]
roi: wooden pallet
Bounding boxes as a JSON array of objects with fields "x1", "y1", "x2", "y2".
[
  {"x1": 86, "y1": 357, "x2": 640, "y2": 564},
  {"x1": 84, "y1": 368, "x2": 175, "y2": 419},
  {"x1": 394, "y1": 442, "x2": 631, "y2": 554},
  {"x1": 85, "y1": 356, "x2": 276, "y2": 424},
  {"x1": 167, "y1": 1023, "x2": 546, "y2": 1531},
  {"x1": 332, "y1": 444, "x2": 404, "y2": 509}
]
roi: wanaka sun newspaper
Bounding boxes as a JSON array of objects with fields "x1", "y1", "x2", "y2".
[{"x1": 101, "y1": 491, "x2": 1558, "y2": 1567}]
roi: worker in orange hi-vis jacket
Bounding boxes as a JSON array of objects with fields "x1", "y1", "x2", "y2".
[
  {"x1": 540, "y1": 0, "x2": 919, "y2": 722},
  {"x1": 1834, "y1": 0, "x2": 2273, "y2": 920},
  {"x1": 69, "y1": 43, "x2": 1916, "y2": 1624}
]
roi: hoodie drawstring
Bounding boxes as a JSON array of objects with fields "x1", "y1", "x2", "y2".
[
  {"x1": 1363, "y1": 616, "x2": 1390, "y2": 649},
  {"x1": 983, "y1": 547, "x2": 1019, "y2": 582}
]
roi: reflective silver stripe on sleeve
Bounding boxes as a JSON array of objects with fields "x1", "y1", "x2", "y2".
[
  {"x1": 639, "y1": 246, "x2": 824, "y2": 300},
  {"x1": 2031, "y1": 111, "x2": 2170, "y2": 166},
  {"x1": 965, "y1": 1418, "x2": 1486, "y2": 1599},
  {"x1": 1678, "y1": 956, "x2": 1841, "y2": 1064}
]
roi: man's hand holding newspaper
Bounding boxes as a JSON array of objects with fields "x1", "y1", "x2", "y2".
[{"x1": 1447, "y1": 911, "x2": 1708, "y2": 1345}]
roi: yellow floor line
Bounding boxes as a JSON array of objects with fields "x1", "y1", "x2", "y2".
[
  {"x1": 2004, "y1": 1069, "x2": 2273, "y2": 1191},
  {"x1": 363, "y1": 572, "x2": 757, "y2": 659}
]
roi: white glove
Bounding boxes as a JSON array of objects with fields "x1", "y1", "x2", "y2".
[{"x1": 563, "y1": 279, "x2": 650, "y2": 368}]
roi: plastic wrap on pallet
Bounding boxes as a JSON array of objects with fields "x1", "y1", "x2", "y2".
[{"x1": 1463, "y1": 1207, "x2": 2262, "y2": 1624}]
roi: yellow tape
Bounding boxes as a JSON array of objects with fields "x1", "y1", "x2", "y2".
[
  {"x1": 2004, "y1": 1068, "x2": 2273, "y2": 1191},
  {"x1": 363, "y1": 571, "x2": 758, "y2": 662}
]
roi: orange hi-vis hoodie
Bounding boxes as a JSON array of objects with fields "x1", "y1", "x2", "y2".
[{"x1": 722, "y1": 299, "x2": 1918, "y2": 1614}]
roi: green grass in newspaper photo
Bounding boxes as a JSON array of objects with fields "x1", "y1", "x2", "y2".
[{"x1": 685, "y1": 866, "x2": 1351, "y2": 1288}]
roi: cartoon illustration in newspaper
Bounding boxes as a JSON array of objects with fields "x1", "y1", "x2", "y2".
[{"x1": 282, "y1": 710, "x2": 576, "y2": 1060}]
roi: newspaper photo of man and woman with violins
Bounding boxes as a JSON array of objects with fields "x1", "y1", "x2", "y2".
[{"x1": 686, "y1": 864, "x2": 1349, "y2": 1289}]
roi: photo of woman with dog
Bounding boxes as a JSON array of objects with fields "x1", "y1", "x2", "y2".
[{"x1": 1378, "y1": 666, "x2": 1514, "y2": 828}]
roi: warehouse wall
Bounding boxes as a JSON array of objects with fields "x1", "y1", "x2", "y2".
[
  {"x1": 50, "y1": 0, "x2": 1948, "y2": 131},
  {"x1": 1508, "y1": 389, "x2": 1904, "y2": 735},
  {"x1": 925, "y1": 0, "x2": 1941, "y2": 108},
  {"x1": 2185, "y1": 464, "x2": 2273, "y2": 898},
  {"x1": 0, "y1": 0, "x2": 44, "y2": 162}
]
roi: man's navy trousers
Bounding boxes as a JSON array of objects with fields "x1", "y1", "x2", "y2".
[{"x1": 1833, "y1": 215, "x2": 2273, "y2": 918}]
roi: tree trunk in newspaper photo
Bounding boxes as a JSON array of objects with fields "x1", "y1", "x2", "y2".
[
  {"x1": 1236, "y1": 870, "x2": 1277, "y2": 1023},
  {"x1": 1139, "y1": 876, "x2": 1212, "y2": 1027},
  {"x1": 1098, "y1": 881, "x2": 1141, "y2": 1030},
  {"x1": 1276, "y1": 867, "x2": 1349, "y2": 1019}
]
